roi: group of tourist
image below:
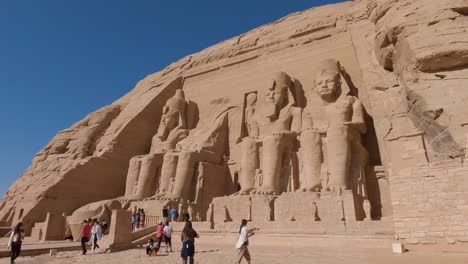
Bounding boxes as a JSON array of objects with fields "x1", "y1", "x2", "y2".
[
  {"x1": 162, "y1": 205, "x2": 191, "y2": 223},
  {"x1": 145, "y1": 220, "x2": 198, "y2": 264},
  {"x1": 142, "y1": 205, "x2": 257, "y2": 264},
  {"x1": 131, "y1": 208, "x2": 146, "y2": 232},
  {"x1": 7, "y1": 213, "x2": 256, "y2": 264},
  {"x1": 79, "y1": 218, "x2": 105, "y2": 255},
  {"x1": 146, "y1": 220, "x2": 173, "y2": 255}
]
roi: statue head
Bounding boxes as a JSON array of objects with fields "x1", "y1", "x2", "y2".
[
  {"x1": 265, "y1": 72, "x2": 291, "y2": 120},
  {"x1": 315, "y1": 59, "x2": 341, "y2": 102},
  {"x1": 156, "y1": 89, "x2": 187, "y2": 140}
]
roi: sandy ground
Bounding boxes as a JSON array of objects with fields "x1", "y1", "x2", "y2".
[{"x1": 1, "y1": 233, "x2": 468, "y2": 264}]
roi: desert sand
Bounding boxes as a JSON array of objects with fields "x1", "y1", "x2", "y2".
[{"x1": 2, "y1": 233, "x2": 468, "y2": 264}]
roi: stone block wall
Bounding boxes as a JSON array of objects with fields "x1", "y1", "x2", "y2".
[{"x1": 390, "y1": 159, "x2": 468, "y2": 242}]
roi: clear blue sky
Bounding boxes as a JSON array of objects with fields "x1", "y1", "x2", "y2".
[{"x1": 0, "y1": 0, "x2": 344, "y2": 197}]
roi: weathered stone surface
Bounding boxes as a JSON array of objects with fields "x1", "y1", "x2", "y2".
[{"x1": 1, "y1": 0, "x2": 468, "y2": 244}]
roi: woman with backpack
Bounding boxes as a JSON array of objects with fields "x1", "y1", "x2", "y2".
[
  {"x1": 8, "y1": 222, "x2": 25, "y2": 264},
  {"x1": 180, "y1": 221, "x2": 199, "y2": 264}
]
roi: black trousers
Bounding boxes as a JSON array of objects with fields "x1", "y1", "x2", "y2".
[
  {"x1": 93, "y1": 236, "x2": 100, "y2": 250},
  {"x1": 81, "y1": 237, "x2": 89, "y2": 254},
  {"x1": 156, "y1": 237, "x2": 163, "y2": 251},
  {"x1": 10, "y1": 243, "x2": 21, "y2": 263},
  {"x1": 182, "y1": 256, "x2": 194, "y2": 264}
]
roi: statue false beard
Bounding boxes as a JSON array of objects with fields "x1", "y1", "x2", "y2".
[
  {"x1": 156, "y1": 127, "x2": 169, "y2": 141},
  {"x1": 265, "y1": 102, "x2": 279, "y2": 120}
]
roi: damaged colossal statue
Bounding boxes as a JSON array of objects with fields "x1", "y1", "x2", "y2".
[
  {"x1": 124, "y1": 89, "x2": 189, "y2": 199},
  {"x1": 124, "y1": 89, "x2": 232, "y2": 203}
]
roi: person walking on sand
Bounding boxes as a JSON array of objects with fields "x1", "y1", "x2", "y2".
[
  {"x1": 79, "y1": 219, "x2": 92, "y2": 255},
  {"x1": 90, "y1": 219, "x2": 102, "y2": 253},
  {"x1": 180, "y1": 221, "x2": 199, "y2": 264},
  {"x1": 8, "y1": 222, "x2": 25, "y2": 264},
  {"x1": 235, "y1": 219, "x2": 258, "y2": 264},
  {"x1": 156, "y1": 220, "x2": 165, "y2": 252},
  {"x1": 163, "y1": 221, "x2": 173, "y2": 252}
]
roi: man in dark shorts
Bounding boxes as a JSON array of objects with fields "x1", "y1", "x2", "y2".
[
  {"x1": 163, "y1": 221, "x2": 173, "y2": 252},
  {"x1": 162, "y1": 206, "x2": 169, "y2": 223}
]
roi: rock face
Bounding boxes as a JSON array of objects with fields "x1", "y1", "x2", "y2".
[{"x1": 1, "y1": 0, "x2": 468, "y2": 244}]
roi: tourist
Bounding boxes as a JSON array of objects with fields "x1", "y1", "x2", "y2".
[
  {"x1": 183, "y1": 210, "x2": 190, "y2": 221},
  {"x1": 100, "y1": 220, "x2": 108, "y2": 234},
  {"x1": 170, "y1": 206, "x2": 178, "y2": 222},
  {"x1": 131, "y1": 213, "x2": 137, "y2": 232},
  {"x1": 180, "y1": 221, "x2": 199, "y2": 264},
  {"x1": 156, "y1": 220, "x2": 165, "y2": 252},
  {"x1": 91, "y1": 219, "x2": 102, "y2": 253},
  {"x1": 235, "y1": 219, "x2": 258, "y2": 264},
  {"x1": 162, "y1": 206, "x2": 169, "y2": 223},
  {"x1": 7, "y1": 222, "x2": 25, "y2": 264},
  {"x1": 145, "y1": 238, "x2": 155, "y2": 256},
  {"x1": 163, "y1": 221, "x2": 173, "y2": 252},
  {"x1": 187, "y1": 204, "x2": 194, "y2": 221},
  {"x1": 79, "y1": 219, "x2": 92, "y2": 255},
  {"x1": 136, "y1": 209, "x2": 141, "y2": 229},
  {"x1": 139, "y1": 208, "x2": 146, "y2": 228}
]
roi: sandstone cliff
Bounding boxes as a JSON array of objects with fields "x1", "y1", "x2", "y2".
[{"x1": 1, "y1": 0, "x2": 468, "y2": 241}]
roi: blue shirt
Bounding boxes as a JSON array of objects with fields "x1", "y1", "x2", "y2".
[{"x1": 170, "y1": 208, "x2": 177, "y2": 217}]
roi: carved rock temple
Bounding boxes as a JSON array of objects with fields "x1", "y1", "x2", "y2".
[{"x1": 2, "y1": 0, "x2": 468, "y2": 247}]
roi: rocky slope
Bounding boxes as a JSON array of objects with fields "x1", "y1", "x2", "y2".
[{"x1": 1, "y1": 0, "x2": 467, "y2": 234}]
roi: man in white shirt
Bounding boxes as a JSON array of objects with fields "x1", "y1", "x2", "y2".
[
  {"x1": 163, "y1": 222, "x2": 173, "y2": 252},
  {"x1": 91, "y1": 219, "x2": 103, "y2": 253},
  {"x1": 235, "y1": 219, "x2": 258, "y2": 264}
]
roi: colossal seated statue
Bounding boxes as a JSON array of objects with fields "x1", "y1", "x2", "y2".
[
  {"x1": 301, "y1": 59, "x2": 367, "y2": 193},
  {"x1": 124, "y1": 89, "x2": 189, "y2": 199},
  {"x1": 166, "y1": 108, "x2": 231, "y2": 201},
  {"x1": 238, "y1": 72, "x2": 302, "y2": 195}
]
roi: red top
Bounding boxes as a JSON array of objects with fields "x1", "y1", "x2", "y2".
[
  {"x1": 156, "y1": 225, "x2": 164, "y2": 238},
  {"x1": 81, "y1": 224, "x2": 92, "y2": 238}
]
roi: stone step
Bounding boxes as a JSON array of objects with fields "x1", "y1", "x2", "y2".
[
  {"x1": 0, "y1": 241, "x2": 81, "y2": 258},
  {"x1": 0, "y1": 227, "x2": 10, "y2": 237}
]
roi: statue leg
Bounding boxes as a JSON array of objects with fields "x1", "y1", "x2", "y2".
[
  {"x1": 238, "y1": 137, "x2": 258, "y2": 194},
  {"x1": 259, "y1": 134, "x2": 284, "y2": 195},
  {"x1": 158, "y1": 153, "x2": 178, "y2": 196},
  {"x1": 135, "y1": 155, "x2": 162, "y2": 199},
  {"x1": 124, "y1": 157, "x2": 142, "y2": 197},
  {"x1": 326, "y1": 126, "x2": 351, "y2": 192},
  {"x1": 169, "y1": 151, "x2": 197, "y2": 200},
  {"x1": 300, "y1": 130, "x2": 322, "y2": 192}
]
